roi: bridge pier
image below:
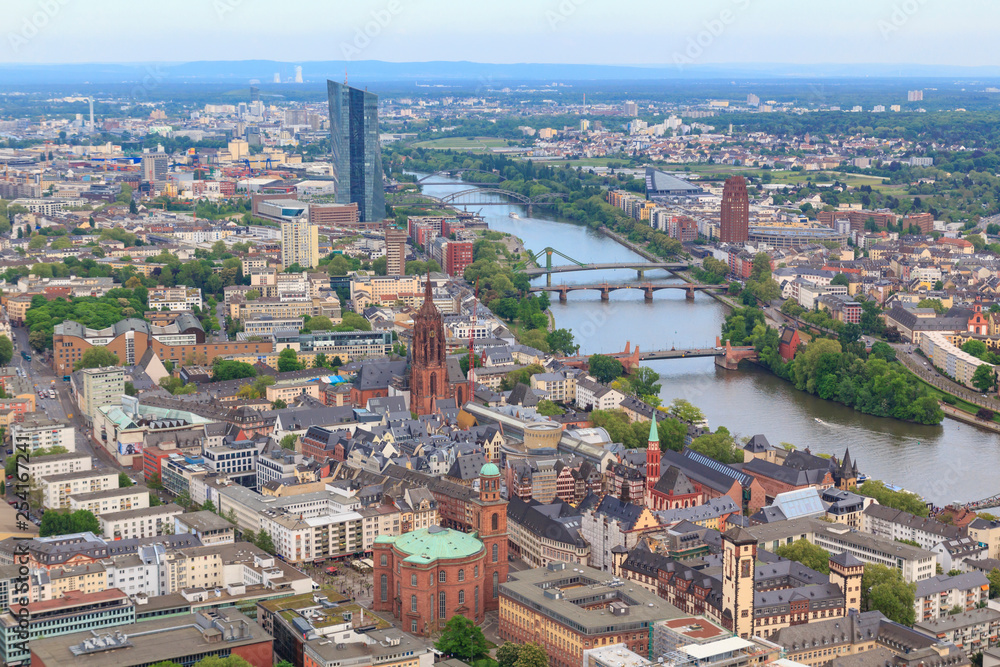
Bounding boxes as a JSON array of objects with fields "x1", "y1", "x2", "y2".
[
  {"x1": 715, "y1": 354, "x2": 741, "y2": 370},
  {"x1": 559, "y1": 289, "x2": 568, "y2": 304},
  {"x1": 600, "y1": 288, "x2": 610, "y2": 302},
  {"x1": 644, "y1": 288, "x2": 654, "y2": 302},
  {"x1": 685, "y1": 287, "x2": 695, "y2": 300},
  {"x1": 637, "y1": 269, "x2": 645, "y2": 280}
]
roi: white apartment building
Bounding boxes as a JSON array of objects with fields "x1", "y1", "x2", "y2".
[
  {"x1": 11, "y1": 415, "x2": 75, "y2": 453},
  {"x1": 530, "y1": 371, "x2": 577, "y2": 403},
  {"x1": 105, "y1": 553, "x2": 159, "y2": 598},
  {"x1": 68, "y1": 486, "x2": 150, "y2": 516},
  {"x1": 914, "y1": 572, "x2": 989, "y2": 622},
  {"x1": 148, "y1": 286, "x2": 203, "y2": 311},
  {"x1": 576, "y1": 376, "x2": 626, "y2": 412},
  {"x1": 260, "y1": 510, "x2": 364, "y2": 564},
  {"x1": 98, "y1": 503, "x2": 184, "y2": 541},
  {"x1": 40, "y1": 470, "x2": 118, "y2": 509},
  {"x1": 77, "y1": 366, "x2": 126, "y2": 420},
  {"x1": 22, "y1": 452, "x2": 90, "y2": 484},
  {"x1": 861, "y1": 504, "x2": 963, "y2": 551},
  {"x1": 360, "y1": 505, "x2": 401, "y2": 553}
]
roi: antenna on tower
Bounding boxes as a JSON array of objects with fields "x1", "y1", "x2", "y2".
[{"x1": 344, "y1": 69, "x2": 348, "y2": 85}]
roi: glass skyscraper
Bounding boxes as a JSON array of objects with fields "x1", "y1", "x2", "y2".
[{"x1": 327, "y1": 80, "x2": 385, "y2": 222}]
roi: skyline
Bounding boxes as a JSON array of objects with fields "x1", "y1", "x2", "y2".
[{"x1": 1, "y1": 0, "x2": 995, "y2": 68}]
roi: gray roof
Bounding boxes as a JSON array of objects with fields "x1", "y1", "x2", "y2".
[{"x1": 915, "y1": 572, "x2": 990, "y2": 598}]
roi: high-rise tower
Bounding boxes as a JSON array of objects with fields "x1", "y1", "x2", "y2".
[
  {"x1": 645, "y1": 417, "x2": 661, "y2": 503},
  {"x1": 476, "y1": 462, "x2": 508, "y2": 611},
  {"x1": 327, "y1": 80, "x2": 385, "y2": 222},
  {"x1": 722, "y1": 526, "x2": 757, "y2": 639},
  {"x1": 720, "y1": 176, "x2": 749, "y2": 243}
]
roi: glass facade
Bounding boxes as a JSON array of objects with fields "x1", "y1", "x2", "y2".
[{"x1": 327, "y1": 80, "x2": 385, "y2": 222}]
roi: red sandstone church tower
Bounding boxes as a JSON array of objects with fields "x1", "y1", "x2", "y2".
[
  {"x1": 476, "y1": 462, "x2": 508, "y2": 611},
  {"x1": 410, "y1": 277, "x2": 450, "y2": 415},
  {"x1": 720, "y1": 176, "x2": 749, "y2": 243},
  {"x1": 645, "y1": 417, "x2": 660, "y2": 504}
]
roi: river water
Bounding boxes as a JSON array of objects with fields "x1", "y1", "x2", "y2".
[{"x1": 416, "y1": 174, "x2": 998, "y2": 505}]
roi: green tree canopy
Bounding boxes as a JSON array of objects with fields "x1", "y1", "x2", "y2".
[
  {"x1": 74, "y1": 346, "x2": 120, "y2": 371},
  {"x1": 858, "y1": 480, "x2": 929, "y2": 517},
  {"x1": 862, "y1": 563, "x2": 916, "y2": 626},
  {"x1": 774, "y1": 539, "x2": 831, "y2": 574},
  {"x1": 588, "y1": 354, "x2": 625, "y2": 384},
  {"x1": 118, "y1": 472, "x2": 133, "y2": 488},
  {"x1": 277, "y1": 348, "x2": 305, "y2": 372},
  {"x1": 435, "y1": 615, "x2": 491, "y2": 663},
  {"x1": 212, "y1": 359, "x2": 257, "y2": 382},
  {"x1": 689, "y1": 427, "x2": 744, "y2": 464},
  {"x1": 39, "y1": 509, "x2": 100, "y2": 537}
]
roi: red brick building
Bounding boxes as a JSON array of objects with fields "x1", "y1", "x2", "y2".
[
  {"x1": 720, "y1": 176, "x2": 749, "y2": 243},
  {"x1": 409, "y1": 279, "x2": 469, "y2": 415},
  {"x1": 778, "y1": 327, "x2": 801, "y2": 362},
  {"x1": 373, "y1": 463, "x2": 507, "y2": 636},
  {"x1": 441, "y1": 240, "x2": 474, "y2": 277}
]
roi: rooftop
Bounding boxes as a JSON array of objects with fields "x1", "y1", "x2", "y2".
[{"x1": 375, "y1": 526, "x2": 483, "y2": 564}]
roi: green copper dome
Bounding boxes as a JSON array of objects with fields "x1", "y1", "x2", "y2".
[
  {"x1": 480, "y1": 462, "x2": 500, "y2": 477},
  {"x1": 388, "y1": 526, "x2": 484, "y2": 564}
]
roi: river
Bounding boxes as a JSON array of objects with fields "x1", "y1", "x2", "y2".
[{"x1": 416, "y1": 173, "x2": 998, "y2": 505}]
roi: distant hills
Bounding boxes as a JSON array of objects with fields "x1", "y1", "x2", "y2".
[{"x1": 4, "y1": 60, "x2": 1000, "y2": 85}]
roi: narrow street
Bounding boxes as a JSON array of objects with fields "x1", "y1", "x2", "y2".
[{"x1": 893, "y1": 343, "x2": 1000, "y2": 412}]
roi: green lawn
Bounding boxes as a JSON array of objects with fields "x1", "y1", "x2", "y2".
[
  {"x1": 913, "y1": 376, "x2": 1000, "y2": 424},
  {"x1": 411, "y1": 136, "x2": 515, "y2": 150}
]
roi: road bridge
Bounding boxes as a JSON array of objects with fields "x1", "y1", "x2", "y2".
[
  {"x1": 530, "y1": 282, "x2": 727, "y2": 302},
  {"x1": 522, "y1": 261, "x2": 691, "y2": 278},
  {"x1": 556, "y1": 339, "x2": 758, "y2": 373}
]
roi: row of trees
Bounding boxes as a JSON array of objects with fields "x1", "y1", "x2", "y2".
[{"x1": 435, "y1": 614, "x2": 549, "y2": 667}]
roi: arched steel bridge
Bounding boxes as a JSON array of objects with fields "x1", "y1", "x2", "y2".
[{"x1": 388, "y1": 188, "x2": 568, "y2": 214}]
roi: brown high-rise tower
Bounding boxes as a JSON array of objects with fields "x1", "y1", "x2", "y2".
[
  {"x1": 720, "y1": 176, "x2": 749, "y2": 243},
  {"x1": 410, "y1": 276, "x2": 450, "y2": 415}
]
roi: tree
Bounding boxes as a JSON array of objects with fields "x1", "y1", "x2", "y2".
[
  {"x1": 333, "y1": 311, "x2": 371, "y2": 332},
  {"x1": 28, "y1": 235, "x2": 47, "y2": 250},
  {"x1": 272, "y1": 399, "x2": 288, "y2": 409},
  {"x1": 830, "y1": 273, "x2": 850, "y2": 287},
  {"x1": 39, "y1": 509, "x2": 100, "y2": 537},
  {"x1": 513, "y1": 643, "x2": 549, "y2": 667},
  {"x1": 280, "y1": 434, "x2": 298, "y2": 450},
  {"x1": 148, "y1": 473, "x2": 163, "y2": 490},
  {"x1": 626, "y1": 366, "x2": 661, "y2": 397},
  {"x1": 535, "y1": 399, "x2": 564, "y2": 416},
  {"x1": 750, "y1": 253, "x2": 772, "y2": 281},
  {"x1": 118, "y1": 472, "x2": 133, "y2": 488},
  {"x1": 839, "y1": 322, "x2": 861, "y2": 346},
  {"x1": 774, "y1": 539, "x2": 831, "y2": 574},
  {"x1": 972, "y1": 364, "x2": 997, "y2": 393},
  {"x1": 245, "y1": 289, "x2": 260, "y2": 301},
  {"x1": 435, "y1": 614, "x2": 490, "y2": 663},
  {"x1": 202, "y1": 499, "x2": 217, "y2": 513},
  {"x1": 74, "y1": 346, "x2": 119, "y2": 371},
  {"x1": 669, "y1": 398, "x2": 706, "y2": 424},
  {"x1": 862, "y1": 563, "x2": 916, "y2": 626},
  {"x1": 277, "y1": 348, "x2": 305, "y2": 372},
  {"x1": 303, "y1": 316, "x2": 334, "y2": 332},
  {"x1": 0, "y1": 336, "x2": 11, "y2": 366},
  {"x1": 858, "y1": 480, "x2": 929, "y2": 516},
  {"x1": 497, "y1": 642, "x2": 523, "y2": 667},
  {"x1": 211, "y1": 359, "x2": 257, "y2": 382},
  {"x1": 546, "y1": 328, "x2": 578, "y2": 355},
  {"x1": 988, "y1": 568, "x2": 1000, "y2": 598},
  {"x1": 870, "y1": 342, "x2": 896, "y2": 362},
  {"x1": 689, "y1": 427, "x2": 744, "y2": 464},
  {"x1": 255, "y1": 529, "x2": 276, "y2": 554},
  {"x1": 588, "y1": 354, "x2": 625, "y2": 384}
]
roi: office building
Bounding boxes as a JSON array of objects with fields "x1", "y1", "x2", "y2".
[
  {"x1": 498, "y1": 562, "x2": 684, "y2": 667},
  {"x1": 281, "y1": 217, "x2": 320, "y2": 270},
  {"x1": 77, "y1": 367, "x2": 126, "y2": 420},
  {"x1": 140, "y1": 153, "x2": 168, "y2": 187},
  {"x1": 328, "y1": 80, "x2": 385, "y2": 222},
  {"x1": 0, "y1": 589, "x2": 135, "y2": 665},
  {"x1": 384, "y1": 227, "x2": 407, "y2": 276},
  {"x1": 720, "y1": 176, "x2": 749, "y2": 243},
  {"x1": 29, "y1": 608, "x2": 273, "y2": 667}
]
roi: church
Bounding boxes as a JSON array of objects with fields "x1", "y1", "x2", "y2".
[{"x1": 409, "y1": 276, "x2": 471, "y2": 415}]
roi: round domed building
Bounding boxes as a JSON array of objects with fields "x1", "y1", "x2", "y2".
[{"x1": 373, "y1": 463, "x2": 507, "y2": 636}]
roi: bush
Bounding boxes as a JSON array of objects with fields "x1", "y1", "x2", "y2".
[{"x1": 978, "y1": 408, "x2": 995, "y2": 421}]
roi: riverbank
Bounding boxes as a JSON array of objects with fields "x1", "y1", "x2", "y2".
[{"x1": 940, "y1": 404, "x2": 1000, "y2": 433}]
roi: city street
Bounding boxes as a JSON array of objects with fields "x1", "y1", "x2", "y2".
[{"x1": 893, "y1": 343, "x2": 1000, "y2": 412}]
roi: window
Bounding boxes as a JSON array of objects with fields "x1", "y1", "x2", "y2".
[
  {"x1": 458, "y1": 590, "x2": 465, "y2": 605},
  {"x1": 492, "y1": 513, "x2": 499, "y2": 531},
  {"x1": 380, "y1": 574, "x2": 387, "y2": 602},
  {"x1": 458, "y1": 569, "x2": 465, "y2": 582},
  {"x1": 474, "y1": 565, "x2": 479, "y2": 578},
  {"x1": 411, "y1": 595, "x2": 417, "y2": 612},
  {"x1": 411, "y1": 574, "x2": 417, "y2": 586},
  {"x1": 411, "y1": 619, "x2": 417, "y2": 633},
  {"x1": 493, "y1": 572, "x2": 499, "y2": 598},
  {"x1": 380, "y1": 554, "x2": 387, "y2": 567},
  {"x1": 439, "y1": 571, "x2": 446, "y2": 583},
  {"x1": 492, "y1": 544, "x2": 499, "y2": 562},
  {"x1": 439, "y1": 591, "x2": 446, "y2": 619},
  {"x1": 475, "y1": 586, "x2": 480, "y2": 614}
]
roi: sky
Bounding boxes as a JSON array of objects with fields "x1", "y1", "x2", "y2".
[{"x1": 0, "y1": 0, "x2": 995, "y2": 67}]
